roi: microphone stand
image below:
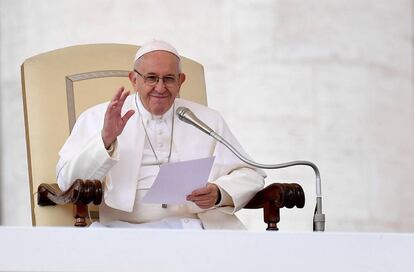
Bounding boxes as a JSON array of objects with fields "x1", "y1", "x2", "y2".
[
  {"x1": 211, "y1": 132, "x2": 325, "y2": 232},
  {"x1": 177, "y1": 107, "x2": 326, "y2": 232}
]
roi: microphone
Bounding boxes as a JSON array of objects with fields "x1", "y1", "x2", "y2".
[
  {"x1": 176, "y1": 106, "x2": 214, "y2": 135},
  {"x1": 176, "y1": 106, "x2": 326, "y2": 232}
]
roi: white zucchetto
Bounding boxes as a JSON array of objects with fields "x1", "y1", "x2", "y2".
[{"x1": 134, "y1": 39, "x2": 180, "y2": 63}]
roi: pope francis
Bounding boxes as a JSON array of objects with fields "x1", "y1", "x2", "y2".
[{"x1": 56, "y1": 40, "x2": 265, "y2": 229}]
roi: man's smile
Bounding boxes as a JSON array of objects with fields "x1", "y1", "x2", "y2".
[{"x1": 150, "y1": 93, "x2": 169, "y2": 99}]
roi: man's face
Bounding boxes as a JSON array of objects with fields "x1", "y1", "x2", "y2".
[{"x1": 129, "y1": 50, "x2": 185, "y2": 115}]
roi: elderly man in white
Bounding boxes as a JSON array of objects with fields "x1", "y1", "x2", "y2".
[{"x1": 57, "y1": 40, "x2": 265, "y2": 229}]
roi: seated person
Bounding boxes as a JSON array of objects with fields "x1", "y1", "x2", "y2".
[{"x1": 56, "y1": 40, "x2": 265, "y2": 229}]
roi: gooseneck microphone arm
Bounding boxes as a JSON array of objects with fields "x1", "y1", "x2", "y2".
[{"x1": 176, "y1": 106, "x2": 325, "y2": 232}]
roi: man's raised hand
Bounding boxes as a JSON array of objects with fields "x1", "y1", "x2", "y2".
[{"x1": 101, "y1": 87, "x2": 135, "y2": 149}]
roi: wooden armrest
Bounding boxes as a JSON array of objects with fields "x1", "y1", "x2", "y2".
[
  {"x1": 244, "y1": 183, "x2": 305, "y2": 231},
  {"x1": 37, "y1": 179, "x2": 103, "y2": 227},
  {"x1": 38, "y1": 179, "x2": 102, "y2": 206}
]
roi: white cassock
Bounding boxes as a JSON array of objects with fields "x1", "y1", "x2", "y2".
[{"x1": 57, "y1": 94, "x2": 265, "y2": 229}]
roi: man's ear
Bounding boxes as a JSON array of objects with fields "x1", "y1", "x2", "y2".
[
  {"x1": 178, "y1": 73, "x2": 186, "y2": 87},
  {"x1": 128, "y1": 71, "x2": 137, "y2": 88}
]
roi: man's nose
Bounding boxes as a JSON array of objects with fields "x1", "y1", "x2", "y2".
[{"x1": 154, "y1": 78, "x2": 167, "y2": 92}]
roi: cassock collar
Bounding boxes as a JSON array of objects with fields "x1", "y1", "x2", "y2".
[{"x1": 134, "y1": 93, "x2": 175, "y2": 124}]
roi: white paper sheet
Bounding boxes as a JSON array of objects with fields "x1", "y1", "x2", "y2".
[{"x1": 142, "y1": 156, "x2": 215, "y2": 204}]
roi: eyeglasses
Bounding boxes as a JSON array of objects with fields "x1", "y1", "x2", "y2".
[{"x1": 134, "y1": 69, "x2": 179, "y2": 87}]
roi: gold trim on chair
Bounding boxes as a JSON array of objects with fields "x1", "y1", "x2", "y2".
[{"x1": 65, "y1": 70, "x2": 130, "y2": 131}]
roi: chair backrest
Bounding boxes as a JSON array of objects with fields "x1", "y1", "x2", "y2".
[{"x1": 21, "y1": 43, "x2": 207, "y2": 226}]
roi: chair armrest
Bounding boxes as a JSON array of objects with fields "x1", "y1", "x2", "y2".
[
  {"x1": 37, "y1": 180, "x2": 103, "y2": 227},
  {"x1": 244, "y1": 183, "x2": 305, "y2": 230},
  {"x1": 38, "y1": 179, "x2": 103, "y2": 206}
]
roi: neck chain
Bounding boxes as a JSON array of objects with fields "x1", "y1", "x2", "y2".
[{"x1": 134, "y1": 93, "x2": 174, "y2": 168}]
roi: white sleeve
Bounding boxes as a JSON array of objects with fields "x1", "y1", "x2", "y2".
[
  {"x1": 56, "y1": 133, "x2": 119, "y2": 191},
  {"x1": 212, "y1": 167, "x2": 264, "y2": 213}
]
